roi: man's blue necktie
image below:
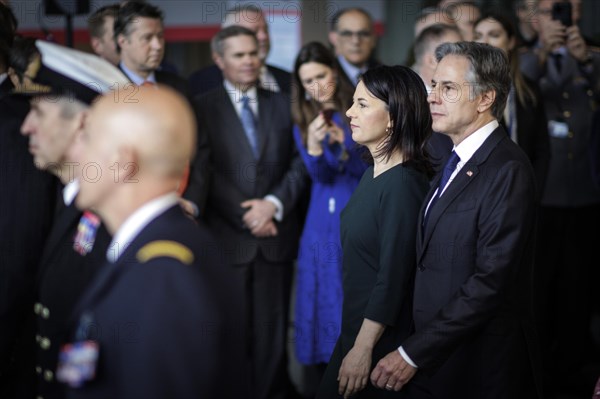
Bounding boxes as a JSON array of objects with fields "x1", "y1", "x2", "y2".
[
  {"x1": 240, "y1": 95, "x2": 259, "y2": 158},
  {"x1": 424, "y1": 151, "x2": 460, "y2": 227}
]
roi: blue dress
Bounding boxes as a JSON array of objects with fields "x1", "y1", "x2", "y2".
[{"x1": 293, "y1": 111, "x2": 368, "y2": 365}]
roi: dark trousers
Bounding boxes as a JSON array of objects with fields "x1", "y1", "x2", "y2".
[{"x1": 237, "y1": 253, "x2": 294, "y2": 399}]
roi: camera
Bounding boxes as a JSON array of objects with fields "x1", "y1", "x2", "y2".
[{"x1": 552, "y1": 1, "x2": 572, "y2": 27}]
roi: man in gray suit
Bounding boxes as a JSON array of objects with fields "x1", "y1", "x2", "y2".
[{"x1": 185, "y1": 26, "x2": 307, "y2": 399}]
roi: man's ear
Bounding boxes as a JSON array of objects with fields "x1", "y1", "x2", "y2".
[
  {"x1": 90, "y1": 37, "x2": 102, "y2": 54},
  {"x1": 117, "y1": 34, "x2": 127, "y2": 50},
  {"x1": 477, "y1": 89, "x2": 496, "y2": 114},
  {"x1": 213, "y1": 52, "x2": 225, "y2": 70}
]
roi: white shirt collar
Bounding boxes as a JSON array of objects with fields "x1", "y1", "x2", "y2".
[
  {"x1": 119, "y1": 62, "x2": 157, "y2": 86},
  {"x1": 453, "y1": 119, "x2": 499, "y2": 166},
  {"x1": 107, "y1": 192, "x2": 179, "y2": 263},
  {"x1": 63, "y1": 179, "x2": 80, "y2": 206},
  {"x1": 223, "y1": 79, "x2": 258, "y2": 116}
]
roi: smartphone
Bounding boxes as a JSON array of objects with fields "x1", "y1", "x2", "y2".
[
  {"x1": 322, "y1": 109, "x2": 334, "y2": 126},
  {"x1": 552, "y1": 1, "x2": 572, "y2": 27}
]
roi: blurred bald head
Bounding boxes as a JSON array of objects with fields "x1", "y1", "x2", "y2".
[{"x1": 76, "y1": 85, "x2": 196, "y2": 230}]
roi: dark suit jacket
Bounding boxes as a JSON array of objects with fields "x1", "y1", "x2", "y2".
[
  {"x1": 68, "y1": 205, "x2": 248, "y2": 399},
  {"x1": 188, "y1": 63, "x2": 291, "y2": 98},
  {"x1": 500, "y1": 78, "x2": 550, "y2": 201},
  {"x1": 0, "y1": 80, "x2": 56, "y2": 396},
  {"x1": 426, "y1": 132, "x2": 453, "y2": 172},
  {"x1": 34, "y1": 201, "x2": 110, "y2": 398},
  {"x1": 118, "y1": 65, "x2": 189, "y2": 98},
  {"x1": 403, "y1": 126, "x2": 543, "y2": 399},
  {"x1": 185, "y1": 86, "x2": 307, "y2": 265},
  {"x1": 154, "y1": 69, "x2": 189, "y2": 98}
]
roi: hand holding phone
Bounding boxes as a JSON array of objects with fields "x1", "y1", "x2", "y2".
[
  {"x1": 552, "y1": 1, "x2": 572, "y2": 27},
  {"x1": 322, "y1": 109, "x2": 334, "y2": 126}
]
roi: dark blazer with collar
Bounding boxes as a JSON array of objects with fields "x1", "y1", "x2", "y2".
[
  {"x1": 500, "y1": 77, "x2": 550, "y2": 201},
  {"x1": 34, "y1": 201, "x2": 110, "y2": 399},
  {"x1": 185, "y1": 86, "x2": 307, "y2": 265},
  {"x1": 188, "y1": 63, "x2": 291, "y2": 98},
  {"x1": 403, "y1": 126, "x2": 543, "y2": 399},
  {"x1": 520, "y1": 45, "x2": 600, "y2": 207},
  {"x1": 68, "y1": 205, "x2": 248, "y2": 399},
  {"x1": 118, "y1": 65, "x2": 190, "y2": 98},
  {"x1": 0, "y1": 79, "x2": 56, "y2": 395}
]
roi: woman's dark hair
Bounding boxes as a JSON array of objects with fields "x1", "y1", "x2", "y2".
[
  {"x1": 361, "y1": 65, "x2": 433, "y2": 177},
  {"x1": 474, "y1": 11, "x2": 537, "y2": 107},
  {"x1": 291, "y1": 41, "x2": 354, "y2": 145},
  {"x1": 9, "y1": 36, "x2": 39, "y2": 84}
]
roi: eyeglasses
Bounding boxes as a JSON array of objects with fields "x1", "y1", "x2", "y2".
[{"x1": 337, "y1": 30, "x2": 372, "y2": 40}]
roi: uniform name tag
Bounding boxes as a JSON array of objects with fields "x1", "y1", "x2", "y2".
[{"x1": 56, "y1": 340, "x2": 99, "y2": 388}]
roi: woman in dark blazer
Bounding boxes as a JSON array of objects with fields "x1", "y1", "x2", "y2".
[
  {"x1": 317, "y1": 65, "x2": 433, "y2": 398},
  {"x1": 474, "y1": 11, "x2": 550, "y2": 200}
]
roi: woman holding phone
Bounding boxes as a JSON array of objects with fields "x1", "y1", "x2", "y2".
[{"x1": 291, "y1": 41, "x2": 368, "y2": 376}]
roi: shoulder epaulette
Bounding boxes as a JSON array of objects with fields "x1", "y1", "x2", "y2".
[{"x1": 136, "y1": 240, "x2": 194, "y2": 265}]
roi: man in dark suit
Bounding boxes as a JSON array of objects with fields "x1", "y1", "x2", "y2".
[
  {"x1": 114, "y1": 1, "x2": 188, "y2": 96},
  {"x1": 17, "y1": 40, "x2": 130, "y2": 399},
  {"x1": 65, "y1": 85, "x2": 246, "y2": 398},
  {"x1": 328, "y1": 7, "x2": 381, "y2": 87},
  {"x1": 87, "y1": 3, "x2": 120, "y2": 66},
  {"x1": 371, "y1": 42, "x2": 542, "y2": 399},
  {"x1": 0, "y1": 5, "x2": 56, "y2": 397},
  {"x1": 188, "y1": 4, "x2": 291, "y2": 97},
  {"x1": 185, "y1": 26, "x2": 307, "y2": 399}
]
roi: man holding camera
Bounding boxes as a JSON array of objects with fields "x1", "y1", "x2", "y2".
[{"x1": 520, "y1": 0, "x2": 600, "y2": 395}]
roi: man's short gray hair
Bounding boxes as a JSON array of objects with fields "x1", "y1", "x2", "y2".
[
  {"x1": 435, "y1": 41, "x2": 510, "y2": 120},
  {"x1": 211, "y1": 25, "x2": 257, "y2": 57}
]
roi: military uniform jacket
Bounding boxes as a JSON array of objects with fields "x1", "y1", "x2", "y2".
[
  {"x1": 67, "y1": 204, "x2": 247, "y2": 399},
  {"x1": 34, "y1": 201, "x2": 110, "y2": 398},
  {"x1": 520, "y1": 45, "x2": 600, "y2": 207}
]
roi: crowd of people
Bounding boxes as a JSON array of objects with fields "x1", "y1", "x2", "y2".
[{"x1": 0, "y1": 0, "x2": 599, "y2": 398}]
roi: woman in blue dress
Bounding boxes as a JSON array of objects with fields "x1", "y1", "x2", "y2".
[{"x1": 291, "y1": 41, "x2": 368, "y2": 370}]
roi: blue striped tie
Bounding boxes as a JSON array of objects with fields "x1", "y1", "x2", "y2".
[
  {"x1": 424, "y1": 151, "x2": 460, "y2": 227},
  {"x1": 240, "y1": 95, "x2": 259, "y2": 158}
]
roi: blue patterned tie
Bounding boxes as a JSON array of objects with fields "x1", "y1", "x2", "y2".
[
  {"x1": 424, "y1": 151, "x2": 460, "y2": 227},
  {"x1": 240, "y1": 95, "x2": 259, "y2": 158}
]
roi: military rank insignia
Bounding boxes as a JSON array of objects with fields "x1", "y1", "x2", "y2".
[{"x1": 73, "y1": 211, "x2": 100, "y2": 255}]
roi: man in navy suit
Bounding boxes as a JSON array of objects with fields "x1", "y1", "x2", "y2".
[
  {"x1": 188, "y1": 4, "x2": 291, "y2": 98},
  {"x1": 371, "y1": 42, "x2": 542, "y2": 399},
  {"x1": 66, "y1": 85, "x2": 246, "y2": 398},
  {"x1": 185, "y1": 26, "x2": 306, "y2": 399},
  {"x1": 114, "y1": 1, "x2": 188, "y2": 96}
]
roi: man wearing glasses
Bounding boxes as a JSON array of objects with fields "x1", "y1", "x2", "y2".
[{"x1": 328, "y1": 8, "x2": 380, "y2": 87}]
